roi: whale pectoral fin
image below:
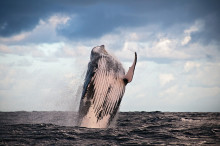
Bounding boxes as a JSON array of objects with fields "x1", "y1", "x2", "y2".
[{"x1": 123, "y1": 52, "x2": 137, "y2": 84}]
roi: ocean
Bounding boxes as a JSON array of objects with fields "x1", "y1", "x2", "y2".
[{"x1": 0, "y1": 111, "x2": 219, "y2": 145}]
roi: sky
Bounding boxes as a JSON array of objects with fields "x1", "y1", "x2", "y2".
[{"x1": 0, "y1": 0, "x2": 220, "y2": 112}]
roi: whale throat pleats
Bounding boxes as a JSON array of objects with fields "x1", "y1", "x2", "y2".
[
  {"x1": 79, "y1": 56, "x2": 125, "y2": 126},
  {"x1": 78, "y1": 45, "x2": 137, "y2": 128}
]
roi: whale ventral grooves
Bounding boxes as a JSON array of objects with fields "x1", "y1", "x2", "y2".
[{"x1": 78, "y1": 45, "x2": 137, "y2": 128}]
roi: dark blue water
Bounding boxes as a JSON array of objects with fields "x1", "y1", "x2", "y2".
[{"x1": 0, "y1": 111, "x2": 220, "y2": 145}]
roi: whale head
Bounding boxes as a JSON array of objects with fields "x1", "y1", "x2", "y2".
[
  {"x1": 90, "y1": 45, "x2": 108, "y2": 60},
  {"x1": 90, "y1": 45, "x2": 137, "y2": 85}
]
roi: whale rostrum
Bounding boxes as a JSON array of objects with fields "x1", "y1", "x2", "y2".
[{"x1": 78, "y1": 45, "x2": 137, "y2": 128}]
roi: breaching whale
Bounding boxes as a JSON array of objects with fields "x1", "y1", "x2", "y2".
[{"x1": 78, "y1": 45, "x2": 137, "y2": 128}]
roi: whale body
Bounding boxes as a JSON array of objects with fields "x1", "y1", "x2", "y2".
[{"x1": 78, "y1": 45, "x2": 137, "y2": 128}]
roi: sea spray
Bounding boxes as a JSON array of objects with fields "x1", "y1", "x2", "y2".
[{"x1": 48, "y1": 67, "x2": 87, "y2": 126}]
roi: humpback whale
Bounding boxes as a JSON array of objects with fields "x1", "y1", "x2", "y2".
[{"x1": 78, "y1": 45, "x2": 137, "y2": 128}]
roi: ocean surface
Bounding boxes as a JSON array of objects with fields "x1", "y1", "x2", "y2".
[{"x1": 0, "y1": 111, "x2": 219, "y2": 145}]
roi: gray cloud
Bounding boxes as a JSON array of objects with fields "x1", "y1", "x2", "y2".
[{"x1": 0, "y1": 0, "x2": 219, "y2": 43}]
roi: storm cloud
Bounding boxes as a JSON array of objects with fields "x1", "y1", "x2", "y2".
[{"x1": 1, "y1": 0, "x2": 219, "y2": 42}]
